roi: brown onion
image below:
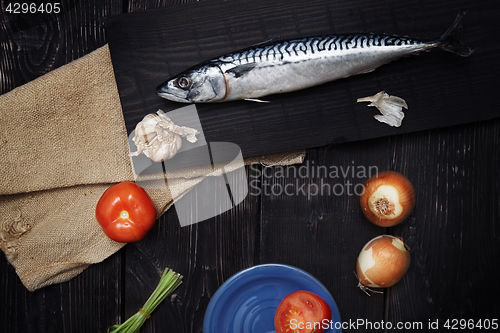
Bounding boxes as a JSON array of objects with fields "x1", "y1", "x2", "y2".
[
  {"x1": 360, "y1": 171, "x2": 415, "y2": 227},
  {"x1": 356, "y1": 235, "x2": 410, "y2": 289}
]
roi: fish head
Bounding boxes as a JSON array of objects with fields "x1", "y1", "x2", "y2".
[{"x1": 156, "y1": 63, "x2": 226, "y2": 103}]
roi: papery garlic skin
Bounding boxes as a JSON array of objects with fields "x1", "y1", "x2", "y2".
[
  {"x1": 357, "y1": 91, "x2": 408, "y2": 127},
  {"x1": 129, "y1": 110, "x2": 199, "y2": 162}
]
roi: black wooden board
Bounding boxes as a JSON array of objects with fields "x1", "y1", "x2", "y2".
[{"x1": 106, "y1": 0, "x2": 500, "y2": 159}]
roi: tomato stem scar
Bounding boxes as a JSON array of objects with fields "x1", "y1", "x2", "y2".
[{"x1": 120, "y1": 210, "x2": 129, "y2": 219}]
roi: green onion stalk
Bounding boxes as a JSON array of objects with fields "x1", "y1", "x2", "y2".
[{"x1": 108, "y1": 268, "x2": 183, "y2": 333}]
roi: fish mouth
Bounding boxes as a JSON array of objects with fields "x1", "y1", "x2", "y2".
[{"x1": 156, "y1": 83, "x2": 191, "y2": 103}]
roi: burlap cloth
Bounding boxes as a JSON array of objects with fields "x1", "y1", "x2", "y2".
[{"x1": 0, "y1": 45, "x2": 305, "y2": 291}]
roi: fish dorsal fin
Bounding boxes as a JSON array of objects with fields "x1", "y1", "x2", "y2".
[{"x1": 226, "y1": 62, "x2": 258, "y2": 78}]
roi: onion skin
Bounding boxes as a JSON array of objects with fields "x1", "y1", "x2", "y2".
[
  {"x1": 356, "y1": 235, "x2": 410, "y2": 288},
  {"x1": 360, "y1": 171, "x2": 416, "y2": 227}
]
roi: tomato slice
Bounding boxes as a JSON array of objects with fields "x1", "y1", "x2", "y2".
[
  {"x1": 275, "y1": 290, "x2": 332, "y2": 333},
  {"x1": 95, "y1": 181, "x2": 157, "y2": 243}
]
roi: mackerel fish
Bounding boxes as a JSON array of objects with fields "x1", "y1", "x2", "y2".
[{"x1": 156, "y1": 10, "x2": 473, "y2": 103}]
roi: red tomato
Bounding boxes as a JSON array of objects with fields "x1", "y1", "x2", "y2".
[
  {"x1": 275, "y1": 290, "x2": 332, "y2": 333},
  {"x1": 95, "y1": 181, "x2": 157, "y2": 243}
]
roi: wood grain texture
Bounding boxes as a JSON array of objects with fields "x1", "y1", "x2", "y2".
[
  {"x1": 257, "y1": 139, "x2": 394, "y2": 329},
  {"x1": 387, "y1": 120, "x2": 500, "y2": 328},
  {"x1": 0, "y1": 250, "x2": 123, "y2": 333},
  {"x1": 0, "y1": 0, "x2": 122, "y2": 94},
  {"x1": 106, "y1": 0, "x2": 500, "y2": 159}
]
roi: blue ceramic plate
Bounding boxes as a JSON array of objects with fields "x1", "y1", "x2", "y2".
[{"x1": 203, "y1": 263, "x2": 342, "y2": 333}]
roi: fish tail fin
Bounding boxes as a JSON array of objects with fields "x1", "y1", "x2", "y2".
[{"x1": 437, "y1": 9, "x2": 474, "y2": 57}]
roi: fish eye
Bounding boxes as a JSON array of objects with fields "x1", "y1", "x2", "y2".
[{"x1": 177, "y1": 77, "x2": 191, "y2": 89}]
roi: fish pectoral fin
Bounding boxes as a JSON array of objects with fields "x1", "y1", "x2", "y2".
[
  {"x1": 226, "y1": 62, "x2": 258, "y2": 78},
  {"x1": 244, "y1": 98, "x2": 270, "y2": 103},
  {"x1": 358, "y1": 67, "x2": 377, "y2": 75}
]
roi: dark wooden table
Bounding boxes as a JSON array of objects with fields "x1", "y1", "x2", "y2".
[{"x1": 1, "y1": 1, "x2": 499, "y2": 332}]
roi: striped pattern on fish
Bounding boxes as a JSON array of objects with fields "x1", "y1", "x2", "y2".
[
  {"x1": 157, "y1": 10, "x2": 473, "y2": 103},
  {"x1": 219, "y1": 34, "x2": 423, "y2": 64}
]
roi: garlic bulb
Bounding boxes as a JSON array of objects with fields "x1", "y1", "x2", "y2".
[
  {"x1": 357, "y1": 91, "x2": 408, "y2": 127},
  {"x1": 129, "y1": 110, "x2": 199, "y2": 162}
]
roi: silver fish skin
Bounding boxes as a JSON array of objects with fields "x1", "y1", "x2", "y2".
[{"x1": 157, "y1": 10, "x2": 472, "y2": 103}]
